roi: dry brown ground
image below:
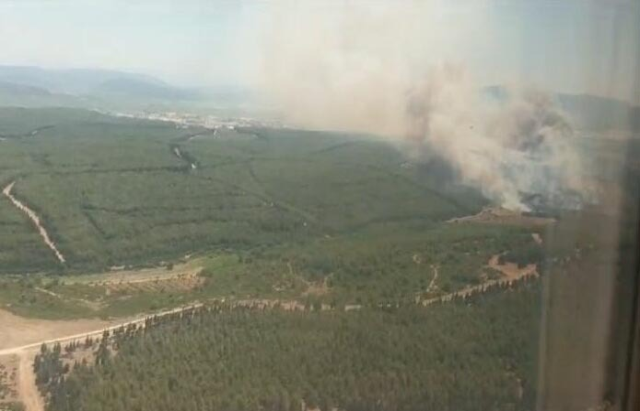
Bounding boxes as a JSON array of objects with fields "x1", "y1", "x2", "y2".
[
  {"x1": 448, "y1": 207, "x2": 555, "y2": 227},
  {"x1": 0, "y1": 350, "x2": 42, "y2": 411},
  {"x1": 0, "y1": 309, "x2": 111, "y2": 352},
  {"x1": 102, "y1": 273, "x2": 204, "y2": 294},
  {"x1": 62, "y1": 264, "x2": 202, "y2": 286},
  {"x1": 421, "y1": 256, "x2": 539, "y2": 306},
  {"x1": 532, "y1": 233, "x2": 543, "y2": 244},
  {"x1": 0, "y1": 303, "x2": 203, "y2": 411},
  {"x1": 0, "y1": 355, "x2": 18, "y2": 405},
  {"x1": 487, "y1": 255, "x2": 538, "y2": 280},
  {"x1": 301, "y1": 277, "x2": 330, "y2": 297},
  {"x1": 17, "y1": 350, "x2": 42, "y2": 411}
]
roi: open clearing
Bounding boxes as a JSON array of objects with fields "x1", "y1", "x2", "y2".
[
  {"x1": 487, "y1": 254, "x2": 538, "y2": 281},
  {"x1": 448, "y1": 207, "x2": 555, "y2": 227},
  {"x1": 0, "y1": 309, "x2": 111, "y2": 352},
  {"x1": 60, "y1": 259, "x2": 203, "y2": 286}
]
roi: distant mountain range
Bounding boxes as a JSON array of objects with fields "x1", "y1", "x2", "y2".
[
  {"x1": 0, "y1": 65, "x2": 637, "y2": 132},
  {"x1": 0, "y1": 66, "x2": 178, "y2": 95},
  {"x1": 92, "y1": 77, "x2": 197, "y2": 100},
  {"x1": 0, "y1": 80, "x2": 52, "y2": 96},
  {"x1": 0, "y1": 65, "x2": 255, "y2": 111}
]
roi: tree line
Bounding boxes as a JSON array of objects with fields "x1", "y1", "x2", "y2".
[{"x1": 36, "y1": 279, "x2": 541, "y2": 411}]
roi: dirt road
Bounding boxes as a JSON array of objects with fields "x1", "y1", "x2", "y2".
[
  {"x1": 0, "y1": 303, "x2": 203, "y2": 357},
  {"x1": 426, "y1": 265, "x2": 439, "y2": 293},
  {"x1": 2, "y1": 181, "x2": 66, "y2": 263},
  {"x1": 422, "y1": 260, "x2": 538, "y2": 306},
  {"x1": 17, "y1": 351, "x2": 42, "y2": 411},
  {"x1": 0, "y1": 309, "x2": 110, "y2": 353},
  {"x1": 0, "y1": 303, "x2": 203, "y2": 411},
  {"x1": 0, "y1": 259, "x2": 537, "y2": 410}
]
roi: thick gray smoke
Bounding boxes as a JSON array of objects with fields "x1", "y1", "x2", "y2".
[
  {"x1": 257, "y1": 2, "x2": 592, "y2": 211},
  {"x1": 404, "y1": 65, "x2": 588, "y2": 211}
]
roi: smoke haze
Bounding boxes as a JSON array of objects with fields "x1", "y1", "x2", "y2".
[{"x1": 257, "y1": 2, "x2": 592, "y2": 211}]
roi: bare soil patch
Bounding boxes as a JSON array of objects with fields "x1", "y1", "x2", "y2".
[
  {"x1": 426, "y1": 265, "x2": 439, "y2": 293},
  {"x1": 302, "y1": 277, "x2": 330, "y2": 297},
  {"x1": 448, "y1": 207, "x2": 555, "y2": 227},
  {"x1": 64, "y1": 264, "x2": 202, "y2": 287},
  {"x1": 487, "y1": 255, "x2": 537, "y2": 281},
  {"x1": 17, "y1": 350, "x2": 42, "y2": 411},
  {"x1": 103, "y1": 272, "x2": 204, "y2": 294},
  {"x1": 0, "y1": 309, "x2": 110, "y2": 352}
]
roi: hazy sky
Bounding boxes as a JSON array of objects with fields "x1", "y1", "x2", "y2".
[{"x1": 0, "y1": 0, "x2": 638, "y2": 103}]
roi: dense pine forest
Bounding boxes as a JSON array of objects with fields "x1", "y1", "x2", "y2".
[
  {"x1": 0, "y1": 108, "x2": 487, "y2": 274},
  {"x1": 35, "y1": 277, "x2": 541, "y2": 411}
]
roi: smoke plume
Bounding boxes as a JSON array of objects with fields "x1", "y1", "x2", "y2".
[
  {"x1": 404, "y1": 65, "x2": 588, "y2": 211},
  {"x1": 257, "y1": 2, "x2": 592, "y2": 211}
]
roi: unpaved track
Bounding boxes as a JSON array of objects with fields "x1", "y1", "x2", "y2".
[
  {"x1": 2, "y1": 181, "x2": 66, "y2": 263},
  {"x1": 0, "y1": 303, "x2": 203, "y2": 357},
  {"x1": 422, "y1": 262, "x2": 538, "y2": 306},
  {"x1": 447, "y1": 207, "x2": 554, "y2": 226},
  {"x1": 0, "y1": 303, "x2": 203, "y2": 411},
  {"x1": 0, "y1": 309, "x2": 109, "y2": 353},
  {"x1": 0, "y1": 262, "x2": 538, "y2": 410},
  {"x1": 426, "y1": 265, "x2": 439, "y2": 293},
  {"x1": 17, "y1": 351, "x2": 42, "y2": 411}
]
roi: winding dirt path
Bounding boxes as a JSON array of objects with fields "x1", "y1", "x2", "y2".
[
  {"x1": 426, "y1": 265, "x2": 439, "y2": 293},
  {"x1": 2, "y1": 182, "x2": 66, "y2": 264}
]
